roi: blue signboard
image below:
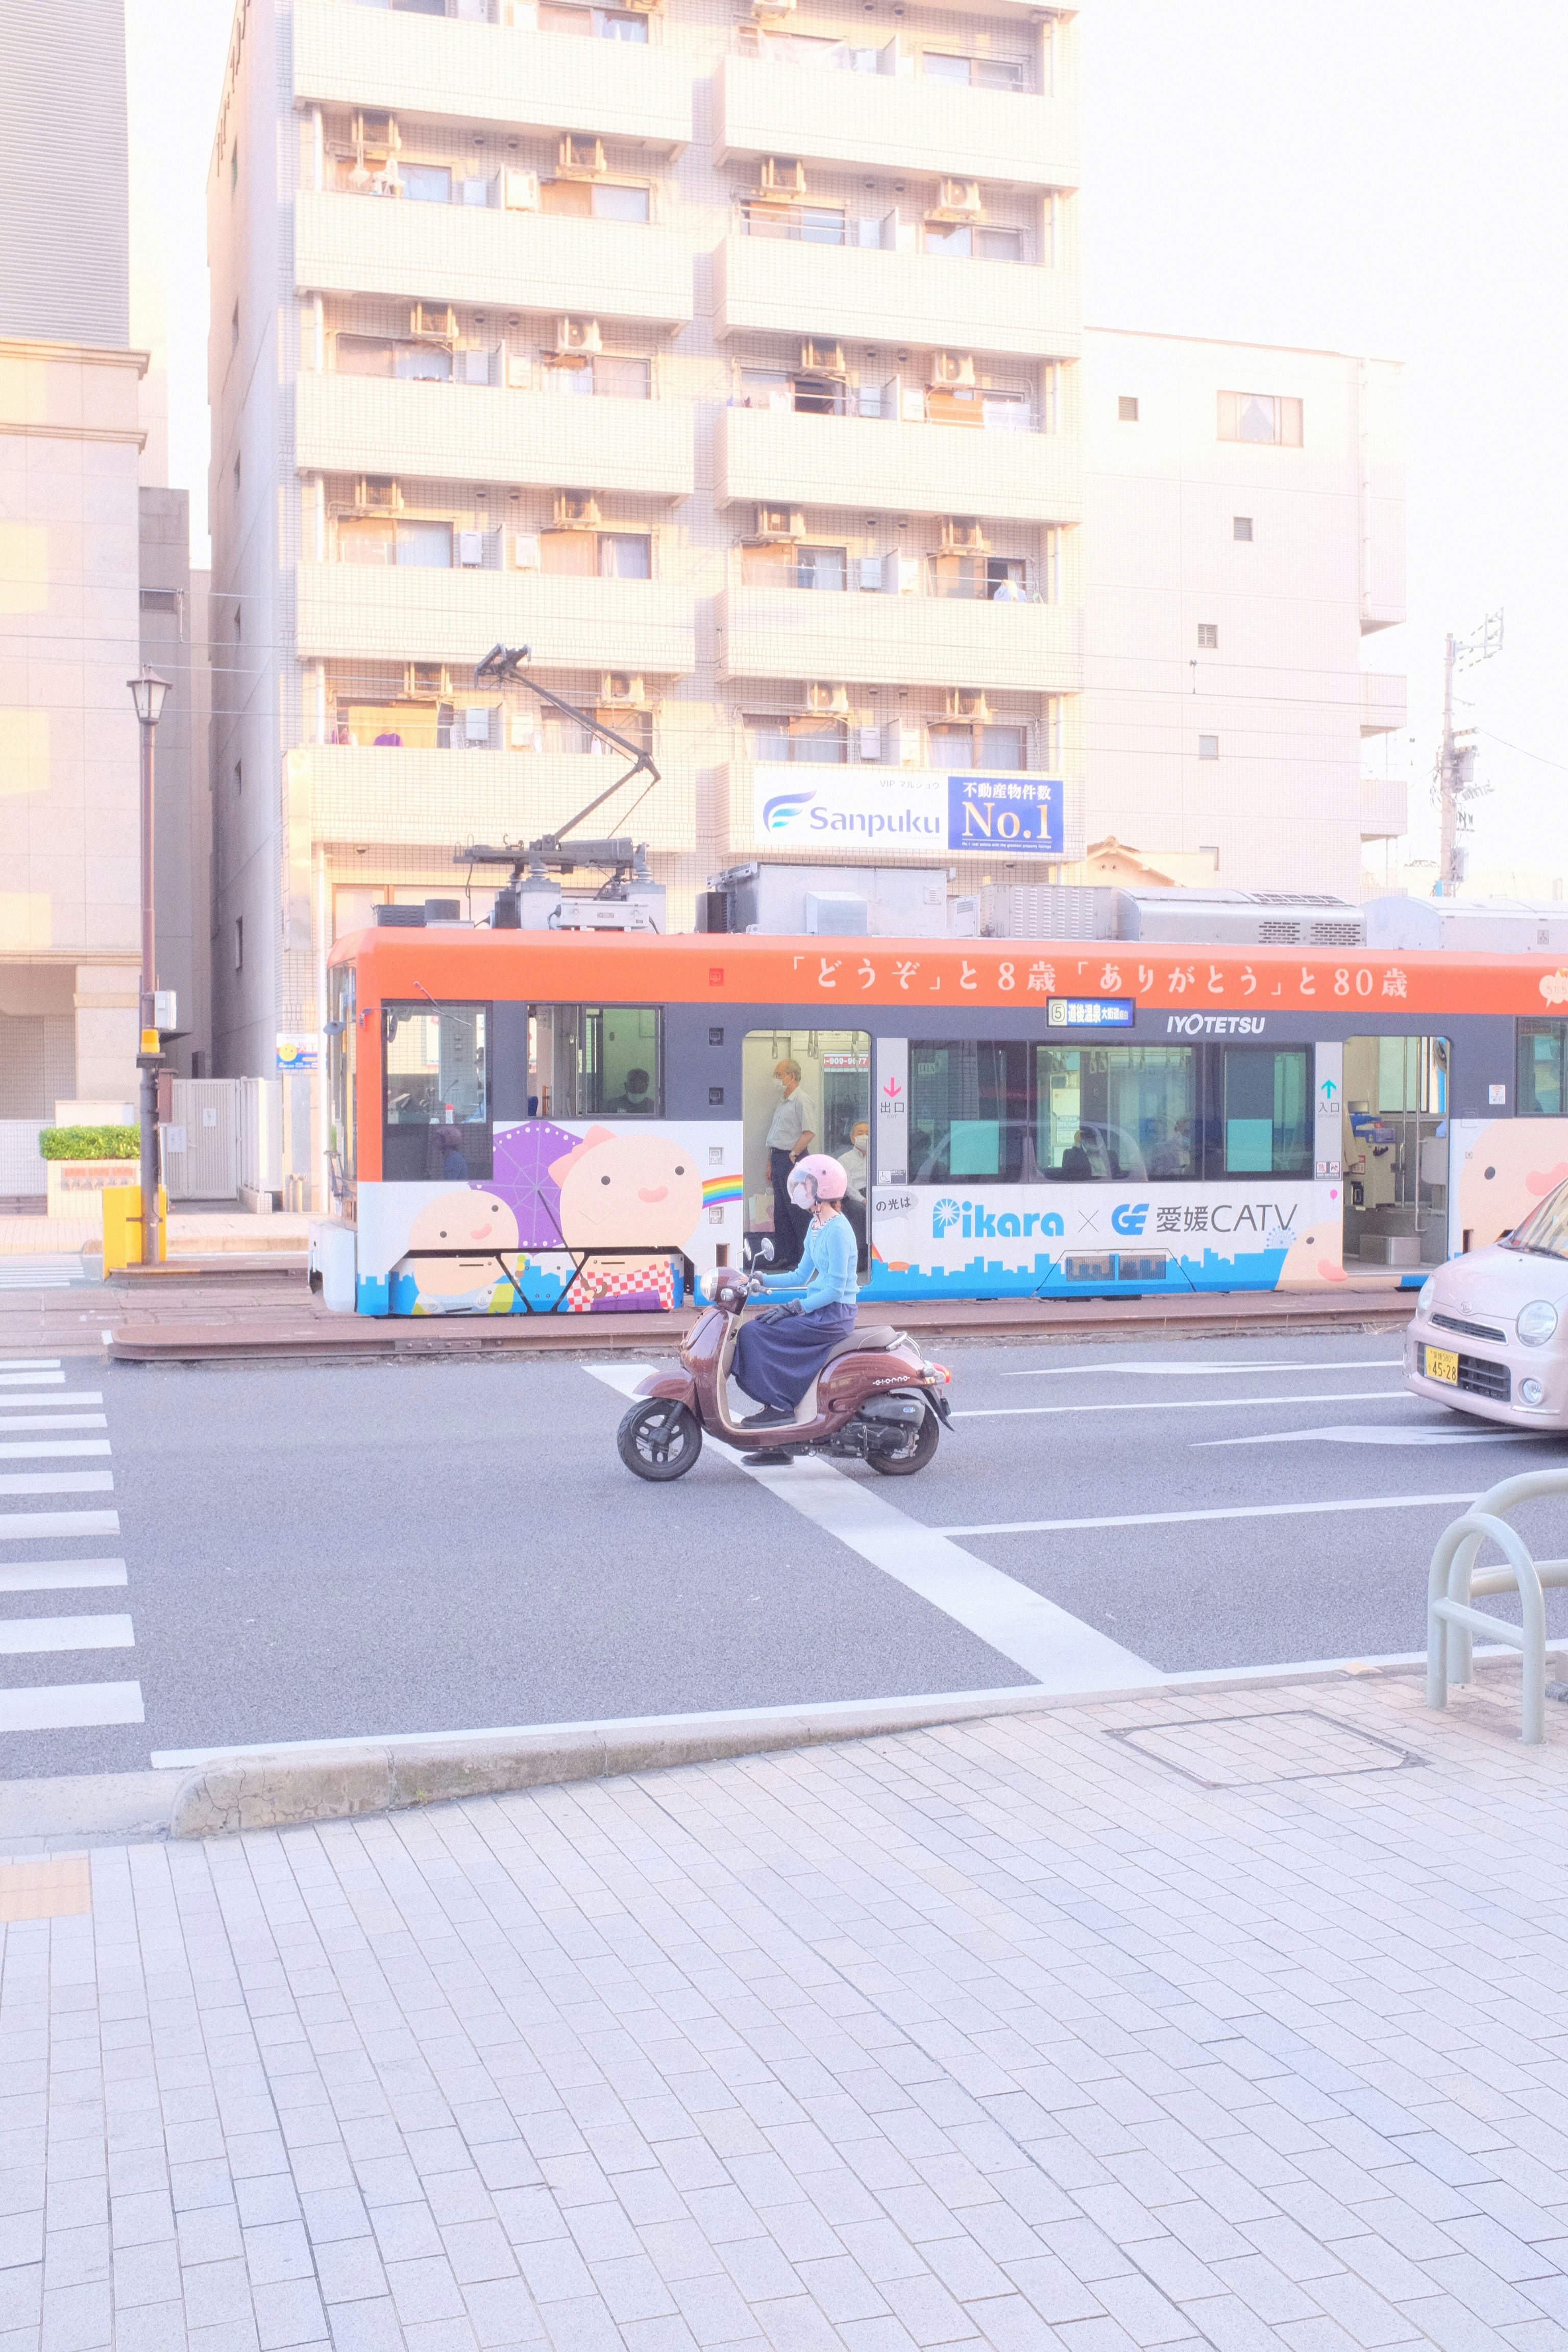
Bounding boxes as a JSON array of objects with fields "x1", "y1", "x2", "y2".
[
  {"x1": 946, "y1": 773, "x2": 1063, "y2": 854},
  {"x1": 1046, "y1": 998, "x2": 1136, "y2": 1030}
]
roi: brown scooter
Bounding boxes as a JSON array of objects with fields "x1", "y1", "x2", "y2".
[{"x1": 615, "y1": 1250, "x2": 952, "y2": 1481}]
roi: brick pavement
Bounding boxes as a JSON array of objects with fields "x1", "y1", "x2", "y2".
[{"x1": 2, "y1": 1673, "x2": 1566, "y2": 2352}]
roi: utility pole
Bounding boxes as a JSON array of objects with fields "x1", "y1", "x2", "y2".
[
  {"x1": 1437, "y1": 611, "x2": 1503, "y2": 894},
  {"x1": 128, "y1": 670, "x2": 171, "y2": 1263}
]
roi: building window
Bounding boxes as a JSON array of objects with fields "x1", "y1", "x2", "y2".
[
  {"x1": 1217, "y1": 391, "x2": 1303, "y2": 446},
  {"x1": 541, "y1": 179, "x2": 651, "y2": 223},
  {"x1": 1198, "y1": 734, "x2": 1219, "y2": 760},
  {"x1": 745, "y1": 714, "x2": 847, "y2": 763},
  {"x1": 1117, "y1": 396, "x2": 1139, "y2": 422},
  {"x1": 1232, "y1": 517, "x2": 1253, "y2": 542},
  {"x1": 1197, "y1": 623, "x2": 1218, "y2": 649},
  {"x1": 234, "y1": 917, "x2": 243, "y2": 970},
  {"x1": 741, "y1": 542, "x2": 846, "y2": 591}
]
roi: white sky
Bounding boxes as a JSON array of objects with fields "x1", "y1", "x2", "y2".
[{"x1": 130, "y1": 0, "x2": 1568, "y2": 883}]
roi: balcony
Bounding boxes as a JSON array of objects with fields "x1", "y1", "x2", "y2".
[
  {"x1": 717, "y1": 404, "x2": 1077, "y2": 525},
  {"x1": 296, "y1": 745, "x2": 695, "y2": 854},
  {"x1": 1360, "y1": 775, "x2": 1408, "y2": 842},
  {"x1": 1360, "y1": 673, "x2": 1406, "y2": 737},
  {"x1": 295, "y1": 564, "x2": 696, "y2": 676},
  {"x1": 294, "y1": 0, "x2": 693, "y2": 150},
  {"x1": 296, "y1": 373, "x2": 694, "y2": 500},
  {"x1": 715, "y1": 54, "x2": 1074, "y2": 192},
  {"x1": 294, "y1": 191, "x2": 693, "y2": 330},
  {"x1": 717, "y1": 584, "x2": 1082, "y2": 694},
  {"x1": 717, "y1": 760, "x2": 1084, "y2": 863},
  {"x1": 715, "y1": 234, "x2": 1077, "y2": 361}
]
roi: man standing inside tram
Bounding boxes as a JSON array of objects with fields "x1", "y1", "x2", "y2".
[{"x1": 766, "y1": 1057, "x2": 816, "y2": 1266}]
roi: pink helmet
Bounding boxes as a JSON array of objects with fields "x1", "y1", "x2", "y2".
[{"x1": 788, "y1": 1153, "x2": 849, "y2": 1209}]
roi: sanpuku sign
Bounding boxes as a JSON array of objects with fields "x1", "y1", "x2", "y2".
[{"x1": 750, "y1": 766, "x2": 1064, "y2": 855}]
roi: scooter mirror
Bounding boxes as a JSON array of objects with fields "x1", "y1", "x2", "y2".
[{"x1": 759, "y1": 1238, "x2": 775, "y2": 1262}]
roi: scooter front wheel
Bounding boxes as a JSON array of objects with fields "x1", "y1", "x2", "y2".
[{"x1": 618, "y1": 1399, "x2": 703, "y2": 1481}]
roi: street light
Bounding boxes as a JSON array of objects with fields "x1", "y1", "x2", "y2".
[{"x1": 128, "y1": 667, "x2": 172, "y2": 1266}]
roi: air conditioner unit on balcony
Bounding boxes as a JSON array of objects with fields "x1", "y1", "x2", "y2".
[
  {"x1": 600, "y1": 673, "x2": 648, "y2": 707},
  {"x1": 354, "y1": 477, "x2": 403, "y2": 514},
  {"x1": 799, "y1": 340, "x2": 845, "y2": 376},
  {"x1": 558, "y1": 133, "x2": 607, "y2": 178},
  {"x1": 806, "y1": 682, "x2": 850, "y2": 715},
  {"x1": 556, "y1": 316, "x2": 603, "y2": 354},
  {"x1": 933, "y1": 179, "x2": 984, "y2": 220},
  {"x1": 352, "y1": 112, "x2": 402, "y2": 157},
  {"x1": 503, "y1": 168, "x2": 540, "y2": 211},
  {"x1": 553, "y1": 490, "x2": 602, "y2": 528},
  {"x1": 756, "y1": 156, "x2": 807, "y2": 198},
  {"x1": 938, "y1": 516, "x2": 990, "y2": 551},
  {"x1": 750, "y1": 0, "x2": 796, "y2": 18},
  {"x1": 409, "y1": 304, "x2": 457, "y2": 344},
  {"x1": 930, "y1": 350, "x2": 977, "y2": 387},
  {"x1": 945, "y1": 689, "x2": 993, "y2": 721},
  {"x1": 749, "y1": 505, "x2": 805, "y2": 543},
  {"x1": 404, "y1": 664, "x2": 451, "y2": 699}
]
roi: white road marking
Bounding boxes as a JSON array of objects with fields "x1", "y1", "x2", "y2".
[
  {"x1": 1005, "y1": 1358, "x2": 1404, "y2": 1378},
  {"x1": 0, "y1": 1614, "x2": 134, "y2": 1655},
  {"x1": 0, "y1": 1392, "x2": 104, "y2": 1410},
  {"x1": 1197, "y1": 1423, "x2": 1539, "y2": 1450},
  {"x1": 0, "y1": 1511, "x2": 118, "y2": 1539},
  {"x1": 0, "y1": 1372, "x2": 65, "y2": 1387},
  {"x1": 0, "y1": 1440, "x2": 111, "y2": 1460},
  {"x1": 954, "y1": 1389, "x2": 1413, "y2": 1419},
  {"x1": 0, "y1": 1471, "x2": 113, "y2": 1496},
  {"x1": 0, "y1": 1560, "x2": 126, "y2": 1592},
  {"x1": 589, "y1": 1364, "x2": 1162, "y2": 1693},
  {"x1": 0, "y1": 1682, "x2": 143, "y2": 1731},
  {"x1": 0, "y1": 1417, "x2": 108, "y2": 1433},
  {"x1": 940, "y1": 1491, "x2": 1483, "y2": 1536},
  {"x1": 0, "y1": 1359, "x2": 62, "y2": 1370}
]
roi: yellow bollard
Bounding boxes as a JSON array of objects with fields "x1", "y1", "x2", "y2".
[{"x1": 102, "y1": 1186, "x2": 167, "y2": 1276}]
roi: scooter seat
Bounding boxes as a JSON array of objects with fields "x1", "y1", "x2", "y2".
[{"x1": 822, "y1": 1325, "x2": 900, "y2": 1362}]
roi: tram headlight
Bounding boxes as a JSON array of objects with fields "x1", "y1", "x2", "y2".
[
  {"x1": 1417, "y1": 1276, "x2": 1436, "y2": 1318},
  {"x1": 1517, "y1": 1300, "x2": 1558, "y2": 1348}
]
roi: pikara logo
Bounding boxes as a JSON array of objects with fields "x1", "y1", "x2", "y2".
[
  {"x1": 932, "y1": 1197, "x2": 1065, "y2": 1242},
  {"x1": 933, "y1": 1197, "x2": 962, "y2": 1233},
  {"x1": 1111, "y1": 1202, "x2": 1149, "y2": 1236},
  {"x1": 763, "y1": 790, "x2": 815, "y2": 834}
]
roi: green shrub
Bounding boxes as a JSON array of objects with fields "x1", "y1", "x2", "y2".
[{"x1": 38, "y1": 1126, "x2": 141, "y2": 1163}]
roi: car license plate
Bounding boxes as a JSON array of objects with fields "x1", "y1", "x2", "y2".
[{"x1": 1425, "y1": 1345, "x2": 1459, "y2": 1385}]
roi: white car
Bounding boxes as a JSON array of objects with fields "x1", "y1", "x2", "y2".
[{"x1": 1405, "y1": 1179, "x2": 1568, "y2": 1429}]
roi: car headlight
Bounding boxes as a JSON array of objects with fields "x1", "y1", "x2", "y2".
[
  {"x1": 1517, "y1": 1300, "x2": 1558, "y2": 1347},
  {"x1": 1417, "y1": 1276, "x2": 1436, "y2": 1318}
]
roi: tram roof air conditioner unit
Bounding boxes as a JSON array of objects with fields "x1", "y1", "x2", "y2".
[
  {"x1": 799, "y1": 340, "x2": 845, "y2": 376},
  {"x1": 806, "y1": 681, "x2": 850, "y2": 715},
  {"x1": 934, "y1": 179, "x2": 984, "y2": 220},
  {"x1": 354, "y1": 476, "x2": 403, "y2": 513},
  {"x1": 757, "y1": 156, "x2": 807, "y2": 197},
  {"x1": 751, "y1": 504, "x2": 804, "y2": 542},
  {"x1": 939, "y1": 516, "x2": 989, "y2": 551},
  {"x1": 404, "y1": 663, "x2": 451, "y2": 699},
  {"x1": 556, "y1": 316, "x2": 602, "y2": 353},
  {"x1": 930, "y1": 350, "x2": 976, "y2": 387},
  {"x1": 945, "y1": 688, "x2": 992, "y2": 721},
  {"x1": 558, "y1": 133, "x2": 606, "y2": 178},
  {"x1": 599, "y1": 673, "x2": 647, "y2": 706},
  {"x1": 409, "y1": 304, "x2": 457, "y2": 343},
  {"x1": 552, "y1": 489, "x2": 602, "y2": 528}
]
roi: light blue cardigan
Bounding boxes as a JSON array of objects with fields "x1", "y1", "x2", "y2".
[{"x1": 760, "y1": 1210, "x2": 859, "y2": 1311}]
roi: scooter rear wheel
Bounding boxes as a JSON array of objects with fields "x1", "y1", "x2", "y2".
[
  {"x1": 618, "y1": 1399, "x2": 703, "y2": 1481},
  {"x1": 868, "y1": 1405, "x2": 940, "y2": 1476}
]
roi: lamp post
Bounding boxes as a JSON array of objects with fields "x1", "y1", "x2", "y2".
[{"x1": 128, "y1": 668, "x2": 171, "y2": 1265}]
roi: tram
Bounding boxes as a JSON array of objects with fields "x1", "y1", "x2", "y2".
[{"x1": 310, "y1": 924, "x2": 1568, "y2": 1316}]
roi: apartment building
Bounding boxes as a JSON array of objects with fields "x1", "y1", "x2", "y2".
[
  {"x1": 1080, "y1": 326, "x2": 1407, "y2": 902},
  {"x1": 207, "y1": 0, "x2": 1085, "y2": 1080}
]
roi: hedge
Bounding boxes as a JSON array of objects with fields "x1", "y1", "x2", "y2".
[{"x1": 38, "y1": 1125, "x2": 140, "y2": 1163}]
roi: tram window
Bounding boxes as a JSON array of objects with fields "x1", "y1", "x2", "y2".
[
  {"x1": 327, "y1": 963, "x2": 356, "y2": 1189},
  {"x1": 1034, "y1": 1045, "x2": 1194, "y2": 1181},
  {"x1": 1221, "y1": 1046, "x2": 1309, "y2": 1175},
  {"x1": 531, "y1": 1004, "x2": 662, "y2": 1118},
  {"x1": 1518, "y1": 1021, "x2": 1568, "y2": 1116},
  {"x1": 910, "y1": 1042, "x2": 1030, "y2": 1182},
  {"x1": 382, "y1": 1001, "x2": 491, "y2": 1181}
]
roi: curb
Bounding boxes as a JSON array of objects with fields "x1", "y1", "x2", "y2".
[{"x1": 166, "y1": 1659, "x2": 1434, "y2": 1838}]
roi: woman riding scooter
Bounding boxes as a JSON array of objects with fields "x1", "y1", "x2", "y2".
[{"x1": 733, "y1": 1154, "x2": 858, "y2": 1431}]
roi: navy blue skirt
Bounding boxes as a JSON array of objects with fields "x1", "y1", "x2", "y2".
[{"x1": 734, "y1": 1302, "x2": 857, "y2": 1411}]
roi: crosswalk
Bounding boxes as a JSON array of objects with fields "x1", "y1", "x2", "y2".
[
  {"x1": 0, "y1": 1255, "x2": 90, "y2": 1291},
  {"x1": 0, "y1": 1358, "x2": 142, "y2": 1734}
]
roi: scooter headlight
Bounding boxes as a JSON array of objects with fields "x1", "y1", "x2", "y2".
[
  {"x1": 1517, "y1": 1300, "x2": 1558, "y2": 1348},
  {"x1": 1417, "y1": 1276, "x2": 1436, "y2": 1319}
]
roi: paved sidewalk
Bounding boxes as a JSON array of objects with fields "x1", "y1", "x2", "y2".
[{"x1": 3, "y1": 1674, "x2": 1566, "y2": 2352}]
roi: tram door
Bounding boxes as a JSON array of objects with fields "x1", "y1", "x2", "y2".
[
  {"x1": 1341, "y1": 1035, "x2": 1450, "y2": 1270},
  {"x1": 741, "y1": 1028, "x2": 871, "y2": 1267}
]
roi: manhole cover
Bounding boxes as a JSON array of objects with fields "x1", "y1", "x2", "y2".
[{"x1": 1108, "y1": 1709, "x2": 1424, "y2": 1789}]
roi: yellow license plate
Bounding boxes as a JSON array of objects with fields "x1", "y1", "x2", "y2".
[{"x1": 1425, "y1": 1345, "x2": 1459, "y2": 1385}]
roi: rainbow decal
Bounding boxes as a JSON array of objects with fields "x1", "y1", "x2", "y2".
[{"x1": 702, "y1": 1173, "x2": 744, "y2": 1207}]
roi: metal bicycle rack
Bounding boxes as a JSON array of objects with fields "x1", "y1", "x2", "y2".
[{"x1": 1427, "y1": 1470, "x2": 1568, "y2": 1744}]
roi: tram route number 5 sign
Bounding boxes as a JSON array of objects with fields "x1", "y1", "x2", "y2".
[{"x1": 947, "y1": 774, "x2": 1062, "y2": 853}]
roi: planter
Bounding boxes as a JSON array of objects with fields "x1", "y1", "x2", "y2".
[{"x1": 46, "y1": 1159, "x2": 140, "y2": 1219}]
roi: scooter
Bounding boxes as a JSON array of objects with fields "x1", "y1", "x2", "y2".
[{"x1": 615, "y1": 1248, "x2": 952, "y2": 1482}]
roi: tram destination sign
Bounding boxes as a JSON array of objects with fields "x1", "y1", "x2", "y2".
[{"x1": 1047, "y1": 997, "x2": 1136, "y2": 1030}]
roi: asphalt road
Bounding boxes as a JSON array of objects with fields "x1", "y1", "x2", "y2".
[{"x1": 4, "y1": 1331, "x2": 1568, "y2": 1779}]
